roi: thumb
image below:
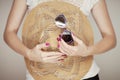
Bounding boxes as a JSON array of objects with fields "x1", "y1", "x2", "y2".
[
  {"x1": 36, "y1": 43, "x2": 50, "y2": 49},
  {"x1": 71, "y1": 33, "x2": 83, "y2": 44}
]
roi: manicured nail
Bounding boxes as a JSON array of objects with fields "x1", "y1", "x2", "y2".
[
  {"x1": 57, "y1": 37, "x2": 61, "y2": 41},
  {"x1": 62, "y1": 54, "x2": 67, "y2": 57},
  {"x1": 62, "y1": 54, "x2": 67, "y2": 56},
  {"x1": 59, "y1": 34, "x2": 62, "y2": 38},
  {"x1": 45, "y1": 43, "x2": 50, "y2": 46}
]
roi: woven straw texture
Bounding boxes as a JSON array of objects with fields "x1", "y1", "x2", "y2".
[{"x1": 22, "y1": 1, "x2": 94, "y2": 80}]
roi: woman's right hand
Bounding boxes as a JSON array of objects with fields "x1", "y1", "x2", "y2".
[{"x1": 26, "y1": 43, "x2": 66, "y2": 63}]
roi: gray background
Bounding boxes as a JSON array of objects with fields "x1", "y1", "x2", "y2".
[{"x1": 0, "y1": 0, "x2": 120, "y2": 80}]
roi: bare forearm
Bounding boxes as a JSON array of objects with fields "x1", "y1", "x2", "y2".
[
  {"x1": 88, "y1": 0, "x2": 117, "y2": 56},
  {"x1": 3, "y1": 0, "x2": 29, "y2": 57},
  {"x1": 88, "y1": 35, "x2": 116, "y2": 55},
  {"x1": 4, "y1": 31, "x2": 29, "y2": 58}
]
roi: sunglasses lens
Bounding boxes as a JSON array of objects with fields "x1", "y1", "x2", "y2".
[
  {"x1": 62, "y1": 30, "x2": 73, "y2": 43},
  {"x1": 55, "y1": 14, "x2": 66, "y2": 28}
]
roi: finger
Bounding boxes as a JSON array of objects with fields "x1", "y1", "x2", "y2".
[
  {"x1": 71, "y1": 33, "x2": 83, "y2": 44},
  {"x1": 42, "y1": 55, "x2": 61, "y2": 63},
  {"x1": 43, "y1": 55, "x2": 67, "y2": 63},
  {"x1": 29, "y1": 56, "x2": 42, "y2": 62},
  {"x1": 58, "y1": 41, "x2": 71, "y2": 54},
  {"x1": 58, "y1": 57, "x2": 66, "y2": 62},
  {"x1": 59, "y1": 46, "x2": 68, "y2": 55},
  {"x1": 43, "y1": 54, "x2": 67, "y2": 60},
  {"x1": 58, "y1": 39, "x2": 73, "y2": 55},
  {"x1": 36, "y1": 43, "x2": 50, "y2": 49},
  {"x1": 61, "y1": 39, "x2": 75, "y2": 53},
  {"x1": 43, "y1": 59, "x2": 59, "y2": 63},
  {"x1": 41, "y1": 52, "x2": 64, "y2": 57},
  {"x1": 58, "y1": 40, "x2": 68, "y2": 54},
  {"x1": 60, "y1": 43, "x2": 73, "y2": 56},
  {"x1": 60, "y1": 39, "x2": 73, "y2": 49},
  {"x1": 43, "y1": 55, "x2": 59, "y2": 60}
]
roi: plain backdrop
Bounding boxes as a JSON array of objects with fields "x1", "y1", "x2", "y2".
[{"x1": 0, "y1": 0, "x2": 120, "y2": 80}]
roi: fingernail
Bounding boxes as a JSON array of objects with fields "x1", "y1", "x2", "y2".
[
  {"x1": 59, "y1": 34, "x2": 62, "y2": 38},
  {"x1": 62, "y1": 54, "x2": 67, "y2": 57},
  {"x1": 57, "y1": 37, "x2": 61, "y2": 41},
  {"x1": 62, "y1": 54, "x2": 67, "y2": 56},
  {"x1": 45, "y1": 43, "x2": 50, "y2": 46}
]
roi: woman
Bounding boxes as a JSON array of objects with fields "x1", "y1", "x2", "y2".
[{"x1": 4, "y1": 0, "x2": 116, "y2": 80}]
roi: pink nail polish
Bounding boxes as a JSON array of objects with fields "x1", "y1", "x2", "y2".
[
  {"x1": 45, "y1": 43, "x2": 50, "y2": 46},
  {"x1": 57, "y1": 37, "x2": 61, "y2": 41},
  {"x1": 58, "y1": 59, "x2": 64, "y2": 61},
  {"x1": 59, "y1": 34, "x2": 62, "y2": 38},
  {"x1": 62, "y1": 54, "x2": 67, "y2": 57},
  {"x1": 62, "y1": 54, "x2": 67, "y2": 56},
  {"x1": 57, "y1": 37, "x2": 59, "y2": 41}
]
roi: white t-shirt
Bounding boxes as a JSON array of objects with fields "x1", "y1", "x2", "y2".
[{"x1": 25, "y1": 0, "x2": 100, "y2": 80}]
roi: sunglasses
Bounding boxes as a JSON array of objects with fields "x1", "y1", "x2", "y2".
[{"x1": 55, "y1": 14, "x2": 74, "y2": 44}]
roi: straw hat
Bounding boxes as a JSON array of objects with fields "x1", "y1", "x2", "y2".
[{"x1": 22, "y1": 1, "x2": 94, "y2": 80}]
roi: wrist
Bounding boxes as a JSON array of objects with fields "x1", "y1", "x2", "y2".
[
  {"x1": 25, "y1": 48, "x2": 31, "y2": 59},
  {"x1": 86, "y1": 46, "x2": 95, "y2": 56}
]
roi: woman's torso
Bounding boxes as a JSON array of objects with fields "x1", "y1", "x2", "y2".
[{"x1": 24, "y1": 0, "x2": 100, "y2": 80}]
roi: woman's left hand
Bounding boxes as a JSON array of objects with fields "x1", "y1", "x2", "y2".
[{"x1": 58, "y1": 33, "x2": 90, "y2": 57}]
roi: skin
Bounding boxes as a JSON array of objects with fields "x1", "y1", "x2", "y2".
[
  {"x1": 59, "y1": 0, "x2": 116, "y2": 56},
  {"x1": 3, "y1": 0, "x2": 65, "y2": 63},
  {"x1": 4, "y1": 0, "x2": 116, "y2": 63}
]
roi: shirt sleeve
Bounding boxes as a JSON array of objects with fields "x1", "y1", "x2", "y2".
[
  {"x1": 80, "y1": 0, "x2": 100, "y2": 16},
  {"x1": 26, "y1": 0, "x2": 38, "y2": 10},
  {"x1": 26, "y1": 0, "x2": 32, "y2": 6}
]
